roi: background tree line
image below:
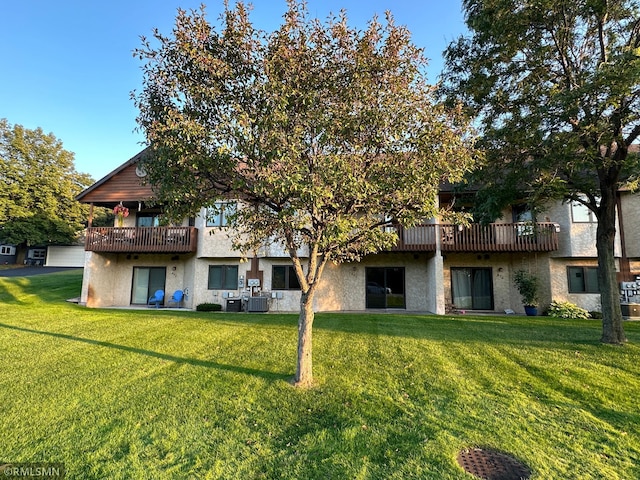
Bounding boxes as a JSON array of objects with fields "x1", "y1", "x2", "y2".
[{"x1": 0, "y1": 118, "x2": 110, "y2": 257}]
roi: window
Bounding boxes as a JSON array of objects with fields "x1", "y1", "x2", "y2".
[
  {"x1": 206, "y1": 202, "x2": 236, "y2": 227},
  {"x1": 567, "y1": 266, "x2": 599, "y2": 293},
  {"x1": 136, "y1": 213, "x2": 161, "y2": 227},
  {"x1": 512, "y1": 204, "x2": 534, "y2": 236},
  {"x1": 272, "y1": 266, "x2": 301, "y2": 290},
  {"x1": 512, "y1": 204, "x2": 533, "y2": 223},
  {"x1": 208, "y1": 265, "x2": 238, "y2": 290},
  {"x1": 571, "y1": 200, "x2": 597, "y2": 223},
  {"x1": 30, "y1": 249, "x2": 46, "y2": 259},
  {"x1": 0, "y1": 246, "x2": 15, "y2": 255},
  {"x1": 383, "y1": 215, "x2": 396, "y2": 233}
]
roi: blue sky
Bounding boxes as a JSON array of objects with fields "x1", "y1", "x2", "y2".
[{"x1": 1, "y1": 0, "x2": 466, "y2": 182}]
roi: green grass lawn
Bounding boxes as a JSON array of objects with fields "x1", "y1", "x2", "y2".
[{"x1": 1, "y1": 271, "x2": 640, "y2": 479}]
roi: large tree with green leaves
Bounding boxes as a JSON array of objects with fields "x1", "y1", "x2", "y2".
[
  {"x1": 0, "y1": 119, "x2": 93, "y2": 249},
  {"x1": 442, "y1": 0, "x2": 640, "y2": 344},
  {"x1": 134, "y1": 1, "x2": 477, "y2": 386}
]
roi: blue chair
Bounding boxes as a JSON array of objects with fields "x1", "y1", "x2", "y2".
[
  {"x1": 148, "y1": 289, "x2": 164, "y2": 308},
  {"x1": 168, "y1": 290, "x2": 184, "y2": 308}
]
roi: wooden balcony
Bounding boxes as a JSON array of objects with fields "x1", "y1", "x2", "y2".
[
  {"x1": 85, "y1": 227, "x2": 197, "y2": 254},
  {"x1": 393, "y1": 222, "x2": 559, "y2": 253},
  {"x1": 393, "y1": 224, "x2": 438, "y2": 251}
]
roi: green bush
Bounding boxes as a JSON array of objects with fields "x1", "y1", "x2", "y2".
[
  {"x1": 196, "y1": 303, "x2": 222, "y2": 312},
  {"x1": 548, "y1": 300, "x2": 590, "y2": 319},
  {"x1": 514, "y1": 270, "x2": 539, "y2": 307}
]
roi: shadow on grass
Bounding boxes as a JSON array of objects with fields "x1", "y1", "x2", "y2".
[
  {"x1": 0, "y1": 322, "x2": 290, "y2": 382},
  {"x1": 190, "y1": 311, "x2": 626, "y2": 349},
  {"x1": 0, "y1": 271, "x2": 82, "y2": 305},
  {"x1": 3, "y1": 271, "x2": 637, "y2": 349}
]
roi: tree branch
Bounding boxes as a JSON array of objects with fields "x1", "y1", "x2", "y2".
[
  {"x1": 597, "y1": 10, "x2": 608, "y2": 66},
  {"x1": 625, "y1": 124, "x2": 640, "y2": 146}
]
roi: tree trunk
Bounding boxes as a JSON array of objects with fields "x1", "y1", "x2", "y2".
[
  {"x1": 598, "y1": 186, "x2": 626, "y2": 344},
  {"x1": 293, "y1": 288, "x2": 316, "y2": 387}
]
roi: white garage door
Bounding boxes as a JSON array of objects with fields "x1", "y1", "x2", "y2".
[{"x1": 45, "y1": 246, "x2": 86, "y2": 267}]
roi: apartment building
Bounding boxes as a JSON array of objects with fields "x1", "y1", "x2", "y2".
[{"x1": 76, "y1": 150, "x2": 640, "y2": 315}]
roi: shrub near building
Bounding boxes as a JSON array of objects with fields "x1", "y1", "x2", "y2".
[
  {"x1": 196, "y1": 303, "x2": 222, "y2": 312},
  {"x1": 548, "y1": 300, "x2": 590, "y2": 320}
]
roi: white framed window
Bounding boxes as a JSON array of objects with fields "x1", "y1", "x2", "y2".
[
  {"x1": 206, "y1": 202, "x2": 237, "y2": 227},
  {"x1": 31, "y1": 249, "x2": 46, "y2": 259},
  {"x1": 571, "y1": 199, "x2": 597, "y2": 223}
]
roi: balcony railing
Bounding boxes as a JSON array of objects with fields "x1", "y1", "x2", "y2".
[
  {"x1": 393, "y1": 224, "x2": 438, "y2": 251},
  {"x1": 85, "y1": 227, "x2": 197, "y2": 253},
  {"x1": 393, "y1": 222, "x2": 559, "y2": 253}
]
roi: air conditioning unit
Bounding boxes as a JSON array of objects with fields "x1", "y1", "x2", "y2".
[
  {"x1": 226, "y1": 298, "x2": 242, "y2": 312},
  {"x1": 247, "y1": 296, "x2": 269, "y2": 312},
  {"x1": 621, "y1": 304, "x2": 640, "y2": 319}
]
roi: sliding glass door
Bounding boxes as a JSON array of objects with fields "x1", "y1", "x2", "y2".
[
  {"x1": 131, "y1": 267, "x2": 166, "y2": 305},
  {"x1": 451, "y1": 267, "x2": 493, "y2": 310},
  {"x1": 366, "y1": 267, "x2": 405, "y2": 309}
]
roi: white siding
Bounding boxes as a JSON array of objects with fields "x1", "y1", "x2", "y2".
[{"x1": 45, "y1": 246, "x2": 86, "y2": 267}]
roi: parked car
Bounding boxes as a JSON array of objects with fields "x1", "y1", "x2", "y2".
[{"x1": 367, "y1": 282, "x2": 391, "y2": 294}]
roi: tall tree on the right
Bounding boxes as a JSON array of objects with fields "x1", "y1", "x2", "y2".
[{"x1": 442, "y1": 0, "x2": 640, "y2": 344}]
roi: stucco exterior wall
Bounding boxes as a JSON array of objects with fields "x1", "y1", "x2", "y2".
[
  {"x1": 543, "y1": 201, "x2": 623, "y2": 258},
  {"x1": 187, "y1": 253, "x2": 442, "y2": 313},
  {"x1": 548, "y1": 258, "x2": 602, "y2": 313},
  {"x1": 257, "y1": 258, "x2": 304, "y2": 312},
  {"x1": 194, "y1": 206, "x2": 300, "y2": 259},
  {"x1": 442, "y1": 253, "x2": 554, "y2": 314},
  {"x1": 258, "y1": 237, "x2": 305, "y2": 258},
  {"x1": 82, "y1": 252, "x2": 194, "y2": 308},
  {"x1": 181, "y1": 257, "x2": 197, "y2": 310},
  {"x1": 621, "y1": 192, "x2": 640, "y2": 259},
  {"x1": 81, "y1": 193, "x2": 637, "y2": 314},
  {"x1": 82, "y1": 253, "x2": 138, "y2": 308},
  {"x1": 190, "y1": 257, "x2": 242, "y2": 308},
  {"x1": 354, "y1": 253, "x2": 439, "y2": 312},
  {"x1": 164, "y1": 259, "x2": 190, "y2": 307},
  {"x1": 543, "y1": 202, "x2": 596, "y2": 258},
  {"x1": 82, "y1": 252, "x2": 114, "y2": 307},
  {"x1": 426, "y1": 253, "x2": 445, "y2": 314},
  {"x1": 197, "y1": 227, "x2": 239, "y2": 258},
  {"x1": 235, "y1": 258, "x2": 354, "y2": 312}
]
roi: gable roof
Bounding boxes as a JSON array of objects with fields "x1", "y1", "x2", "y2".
[
  {"x1": 76, "y1": 148, "x2": 155, "y2": 207},
  {"x1": 78, "y1": 143, "x2": 639, "y2": 208}
]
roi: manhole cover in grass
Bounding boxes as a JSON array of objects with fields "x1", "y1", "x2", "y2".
[{"x1": 457, "y1": 448, "x2": 531, "y2": 480}]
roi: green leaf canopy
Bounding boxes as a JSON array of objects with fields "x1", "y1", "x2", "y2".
[
  {"x1": 442, "y1": 0, "x2": 640, "y2": 344},
  {"x1": 134, "y1": 0, "x2": 478, "y2": 386},
  {"x1": 134, "y1": 1, "x2": 477, "y2": 266},
  {"x1": 0, "y1": 119, "x2": 93, "y2": 246}
]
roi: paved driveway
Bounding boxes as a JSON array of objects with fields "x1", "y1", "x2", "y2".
[{"x1": 0, "y1": 267, "x2": 82, "y2": 277}]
